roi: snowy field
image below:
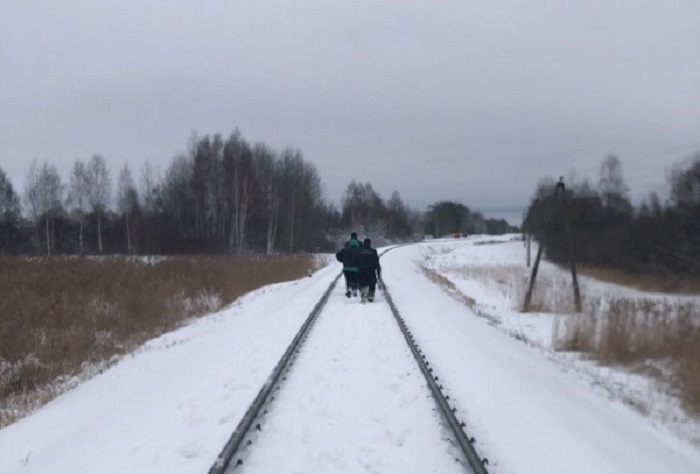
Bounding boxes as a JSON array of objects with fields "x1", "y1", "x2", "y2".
[
  {"x1": 1, "y1": 238, "x2": 699, "y2": 473},
  {"x1": 419, "y1": 235, "x2": 700, "y2": 446}
]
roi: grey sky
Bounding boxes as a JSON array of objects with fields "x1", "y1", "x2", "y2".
[{"x1": 2, "y1": 1, "x2": 699, "y2": 224}]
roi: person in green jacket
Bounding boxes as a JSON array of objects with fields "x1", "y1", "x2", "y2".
[{"x1": 335, "y1": 232, "x2": 361, "y2": 297}]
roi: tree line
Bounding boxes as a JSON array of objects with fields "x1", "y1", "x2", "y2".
[
  {"x1": 0, "y1": 129, "x2": 516, "y2": 256},
  {"x1": 523, "y1": 153, "x2": 700, "y2": 276}
]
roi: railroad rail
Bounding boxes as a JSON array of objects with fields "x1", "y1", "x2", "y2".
[{"x1": 208, "y1": 250, "x2": 489, "y2": 474}]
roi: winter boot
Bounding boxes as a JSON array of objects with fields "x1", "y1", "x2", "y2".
[{"x1": 360, "y1": 287, "x2": 369, "y2": 303}]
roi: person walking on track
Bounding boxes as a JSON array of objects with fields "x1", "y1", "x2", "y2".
[
  {"x1": 356, "y1": 237, "x2": 381, "y2": 303},
  {"x1": 336, "y1": 232, "x2": 361, "y2": 297}
]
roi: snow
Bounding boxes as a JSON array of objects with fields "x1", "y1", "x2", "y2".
[
  {"x1": 419, "y1": 235, "x2": 700, "y2": 446},
  {"x1": 1, "y1": 237, "x2": 699, "y2": 473},
  {"x1": 238, "y1": 292, "x2": 461, "y2": 474}
]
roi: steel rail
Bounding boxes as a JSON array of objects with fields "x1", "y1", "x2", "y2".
[
  {"x1": 208, "y1": 273, "x2": 341, "y2": 474},
  {"x1": 209, "y1": 244, "x2": 491, "y2": 474},
  {"x1": 382, "y1": 279, "x2": 490, "y2": 474}
]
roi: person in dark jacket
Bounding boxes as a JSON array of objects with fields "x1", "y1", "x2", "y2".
[
  {"x1": 356, "y1": 237, "x2": 381, "y2": 303},
  {"x1": 335, "y1": 232, "x2": 361, "y2": 297}
]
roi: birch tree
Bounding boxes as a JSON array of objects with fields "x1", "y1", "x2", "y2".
[
  {"x1": 252, "y1": 143, "x2": 278, "y2": 254},
  {"x1": 276, "y1": 149, "x2": 323, "y2": 251},
  {"x1": 41, "y1": 163, "x2": 63, "y2": 255},
  {"x1": 24, "y1": 160, "x2": 63, "y2": 255},
  {"x1": 224, "y1": 131, "x2": 254, "y2": 254},
  {"x1": 24, "y1": 159, "x2": 40, "y2": 228},
  {"x1": 67, "y1": 160, "x2": 90, "y2": 254},
  {"x1": 86, "y1": 154, "x2": 111, "y2": 253},
  {"x1": 117, "y1": 164, "x2": 139, "y2": 253}
]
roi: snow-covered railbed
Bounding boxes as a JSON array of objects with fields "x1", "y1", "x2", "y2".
[
  {"x1": 384, "y1": 242, "x2": 700, "y2": 473},
  {"x1": 2, "y1": 239, "x2": 699, "y2": 473},
  {"x1": 233, "y1": 284, "x2": 464, "y2": 473},
  {"x1": 0, "y1": 263, "x2": 341, "y2": 474}
]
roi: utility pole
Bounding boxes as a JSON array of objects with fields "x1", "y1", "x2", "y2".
[
  {"x1": 522, "y1": 177, "x2": 582, "y2": 312},
  {"x1": 526, "y1": 233, "x2": 531, "y2": 267},
  {"x1": 558, "y1": 179, "x2": 582, "y2": 312}
]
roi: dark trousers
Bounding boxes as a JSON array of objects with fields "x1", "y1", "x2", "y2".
[
  {"x1": 357, "y1": 269, "x2": 377, "y2": 297},
  {"x1": 343, "y1": 270, "x2": 358, "y2": 291}
]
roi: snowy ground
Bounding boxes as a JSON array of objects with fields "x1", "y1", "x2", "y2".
[
  {"x1": 419, "y1": 235, "x2": 700, "y2": 446},
  {"x1": 1, "y1": 238, "x2": 699, "y2": 473}
]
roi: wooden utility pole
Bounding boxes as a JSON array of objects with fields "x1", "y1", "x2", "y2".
[
  {"x1": 558, "y1": 179, "x2": 582, "y2": 312},
  {"x1": 522, "y1": 178, "x2": 582, "y2": 312},
  {"x1": 526, "y1": 233, "x2": 531, "y2": 267},
  {"x1": 523, "y1": 230, "x2": 546, "y2": 311}
]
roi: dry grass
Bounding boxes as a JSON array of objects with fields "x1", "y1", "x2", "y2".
[
  {"x1": 0, "y1": 254, "x2": 318, "y2": 427},
  {"x1": 577, "y1": 265, "x2": 700, "y2": 294},
  {"x1": 555, "y1": 297, "x2": 700, "y2": 414},
  {"x1": 446, "y1": 264, "x2": 583, "y2": 314},
  {"x1": 419, "y1": 265, "x2": 506, "y2": 327},
  {"x1": 420, "y1": 266, "x2": 477, "y2": 308},
  {"x1": 428, "y1": 260, "x2": 700, "y2": 415}
]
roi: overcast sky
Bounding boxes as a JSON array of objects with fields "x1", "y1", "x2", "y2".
[{"x1": 2, "y1": 1, "x2": 699, "y2": 224}]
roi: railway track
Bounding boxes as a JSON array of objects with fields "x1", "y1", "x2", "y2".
[{"x1": 209, "y1": 252, "x2": 490, "y2": 474}]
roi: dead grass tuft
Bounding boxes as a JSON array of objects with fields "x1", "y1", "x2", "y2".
[
  {"x1": 420, "y1": 266, "x2": 476, "y2": 308},
  {"x1": 556, "y1": 296, "x2": 700, "y2": 413},
  {"x1": 553, "y1": 314, "x2": 596, "y2": 352},
  {"x1": 577, "y1": 265, "x2": 700, "y2": 294},
  {"x1": 427, "y1": 260, "x2": 700, "y2": 415},
  {"x1": 0, "y1": 254, "x2": 317, "y2": 427},
  {"x1": 447, "y1": 264, "x2": 583, "y2": 314}
]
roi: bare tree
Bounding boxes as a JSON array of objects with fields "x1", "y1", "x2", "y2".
[
  {"x1": 386, "y1": 190, "x2": 412, "y2": 239},
  {"x1": 41, "y1": 163, "x2": 64, "y2": 255},
  {"x1": 163, "y1": 154, "x2": 194, "y2": 239},
  {"x1": 252, "y1": 143, "x2": 279, "y2": 254},
  {"x1": 341, "y1": 180, "x2": 386, "y2": 235},
  {"x1": 224, "y1": 131, "x2": 254, "y2": 254},
  {"x1": 191, "y1": 135, "x2": 213, "y2": 241},
  {"x1": 117, "y1": 164, "x2": 139, "y2": 253},
  {"x1": 0, "y1": 167, "x2": 19, "y2": 217},
  {"x1": 670, "y1": 154, "x2": 700, "y2": 210},
  {"x1": 295, "y1": 159, "x2": 324, "y2": 250},
  {"x1": 140, "y1": 160, "x2": 160, "y2": 214},
  {"x1": 211, "y1": 134, "x2": 226, "y2": 240},
  {"x1": 24, "y1": 160, "x2": 63, "y2": 255},
  {"x1": 276, "y1": 149, "x2": 323, "y2": 251},
  {"x1": 598, "y1": 155, "x2": 632, "y2": 216},
  {"x1": 23, "y1": 159, "x2": 40, "y2": 226},
  {"x1": 67, "y1": 160, "x2": 90, "y2": 254},
  {"x1": 277, "y1": 149, "x2": 304, "y2": 251},
  {"x1": 86, "y1": 155, "x2": 111, "y2": 253},
  {"x1": 0, "y1": 165, "x2": 21, "y2": 251}
]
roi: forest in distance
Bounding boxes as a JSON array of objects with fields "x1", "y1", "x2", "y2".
[
  {"x1": 0, "y1": 129, "x2": 515, "y2": 257},
  {"x1": 1, "y1": 126, "x2": 698, "y2": 280}
]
